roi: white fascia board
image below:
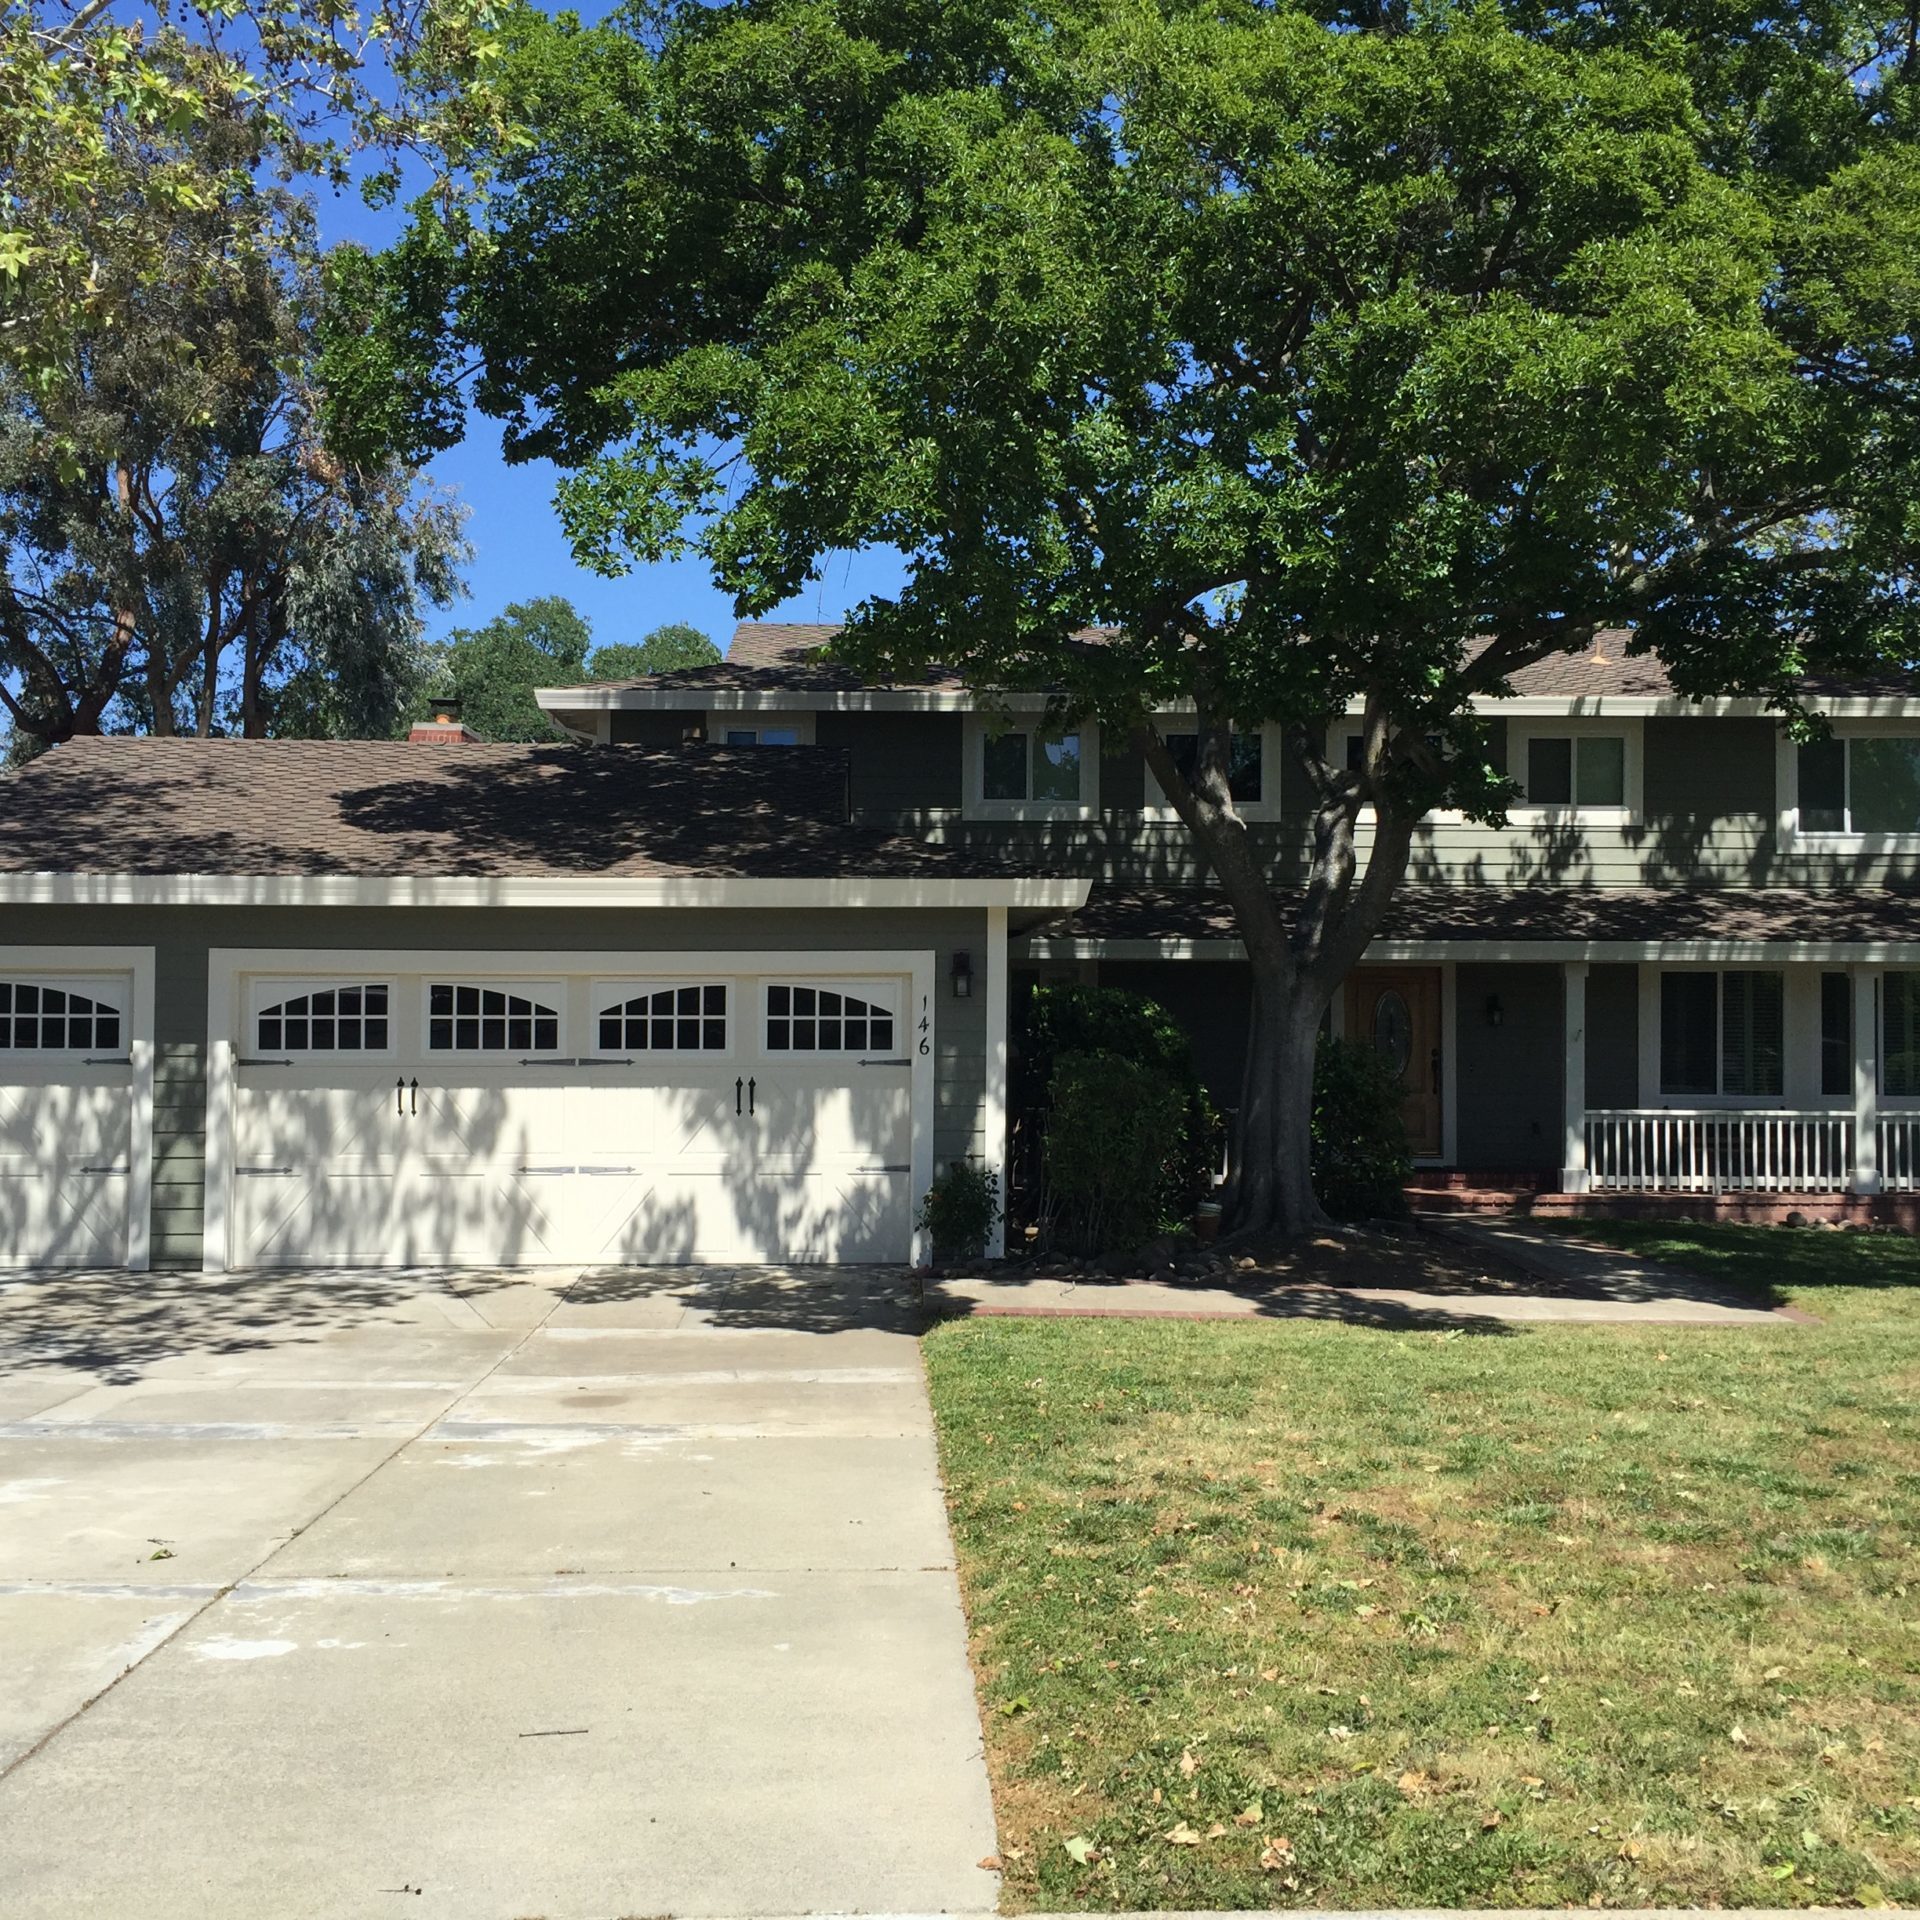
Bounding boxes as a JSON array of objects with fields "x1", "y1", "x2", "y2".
[
  {"x1": 0, "y1": 872, "x2": 1092, "y2": 912},
  {"x1": 538, "y1": 685, "x2": 991, "y2": 714},
  {"x1": 1022, "y1": 934, "x2": 1920, "y2": 963},
  {"x1": 544, "y1": 683, "x2": 1920, "y2": 722}
]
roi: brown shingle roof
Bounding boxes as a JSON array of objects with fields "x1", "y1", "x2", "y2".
[
  {"x1": 1035, "y1": 884, "x2": 1920, "y2": 946},
  {"x1": 553, "y1": 623, "x2": 1917, "y2": 705},
  {"x1": 0, "y1": 737, "x2": 1018, "y2": 880}
]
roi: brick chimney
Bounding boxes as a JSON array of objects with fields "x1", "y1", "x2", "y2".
[{"x1": 409, "y1": 693, "x2": 482, "y2": 745}]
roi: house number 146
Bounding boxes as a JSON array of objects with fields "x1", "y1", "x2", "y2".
[{"x1": 918, "y1": 995, "x2": 931, "y2": 1057}]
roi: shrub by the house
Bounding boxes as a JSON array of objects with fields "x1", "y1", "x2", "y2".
[
  {"x1": 916, "y1": 1159, "x2": 1002, "y2": 1262},
  {"x1": 1312, "y1": 1033, "x2": 1412, "y2": 1218},
  {"x1": 1043, "y1": 1049, "x2": 1190, "y2": 1255}
]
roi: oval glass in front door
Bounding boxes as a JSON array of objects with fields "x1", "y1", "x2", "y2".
[{"x1": 1372, "y1": 989, "x2": 1414, "y2": 1079}]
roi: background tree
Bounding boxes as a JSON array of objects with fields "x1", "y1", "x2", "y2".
[
  {"x1": 0, "y1": 161, "x2": 466, "y2": 753},
  {"x1": 412, "y1": 594, "x2": 593, "y2": 740},
  {"x1": 584, "y1": 620, "x2": 722, "y2": 680},
  {"x1": 372, "y1": 0, "x2": 1920, "y2": 1234},
  {"x1": 0, "y1": 0, "x2": 481, "y2": 755}
]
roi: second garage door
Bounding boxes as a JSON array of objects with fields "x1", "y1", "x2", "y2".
[{"x1": 225, "y1": 963, "x2": 920, "y2": 1269}]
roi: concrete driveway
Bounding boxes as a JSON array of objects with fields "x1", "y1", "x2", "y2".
[{"x1": 0, "y1": 1266, "x2": 1000, "y2": 1919}]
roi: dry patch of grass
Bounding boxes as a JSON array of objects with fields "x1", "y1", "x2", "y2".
[{"x1": 926, "y1": 1273, "x2": 1920, "y2": 1910}]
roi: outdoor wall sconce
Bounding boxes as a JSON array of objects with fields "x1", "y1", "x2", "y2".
[
  {"x1": 1485, "y1": 993, "x2": 1504, "y2": 1029},
  {"x1": 951, "y1": 950, "x2": 973, "y2": 999}
]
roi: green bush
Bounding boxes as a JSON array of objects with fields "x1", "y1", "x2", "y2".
[
  {"x1": 1312, "y1": 1034, "x2": 1412, "y2": 1218},
  {"x1": 1017, "y1": 983, "x2": 1219, "y2": 1223},
  {"x1": 916, "y1": 1159, "x2": 1002, "y2": 1260},
  {"x1": 1044, "y1": 1050, "x2": 1190, "y2": 1254}
]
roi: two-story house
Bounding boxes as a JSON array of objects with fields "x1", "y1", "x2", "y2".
[
  {"x1": 542, "y1": 624, "x2": 1920, "y2": 1215},
  {"x1": 1, "y1": 621, "x2": 1915, "y2": 1275}
]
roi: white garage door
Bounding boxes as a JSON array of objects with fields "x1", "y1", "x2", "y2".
[
  {"x1": 0, "y1": 974, "x2": 136, "y2": 1269},
  {"x1": 225, "y1": 965, "x2": 920, "y2": 1269}
]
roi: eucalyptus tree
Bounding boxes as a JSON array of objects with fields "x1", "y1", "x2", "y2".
[{"x1": 372, "y1": 0, "x2": 1920, "y2": 1233}]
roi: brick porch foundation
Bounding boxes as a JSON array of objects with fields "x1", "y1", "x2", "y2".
[{"x1": 1406, "y1": 1171, "x2": 1920, "y2": 1230}]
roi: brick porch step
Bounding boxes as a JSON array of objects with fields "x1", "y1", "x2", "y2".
[{"x1": 1406, "y1": 1185, "x2": 1920, "y2": 1231}]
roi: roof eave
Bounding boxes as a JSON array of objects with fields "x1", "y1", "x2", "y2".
[{"x1": 0, "y1": 872, "x2": 1093, "y2": 911}]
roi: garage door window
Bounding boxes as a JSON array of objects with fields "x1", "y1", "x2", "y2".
[
  {"x1": 597, "y1": 983, "x2": 728, "y2": 1054},
  {"x1": 765, "y1": 985, "x2": 894, "y2": 1053},
  {"x1": 428, "y1": 984, "x2": 561, "y2": 1054},
  {"x1": 0, "y1": 981, "x2": 122, "y2": 1051},
  {"x1": 257, "y1": 984, "x2": 389, "y2": 1054}
]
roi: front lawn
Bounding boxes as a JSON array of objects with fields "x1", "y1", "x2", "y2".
[{"x1": 925, "y1": 1246, "x2": 1920, "y2": 1910}]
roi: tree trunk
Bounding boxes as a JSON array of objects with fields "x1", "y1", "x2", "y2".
[
  {"x1": 1133, "y1": 693, "x2": 1417, "y2": 1242},
  {"x1": 1231, "y1": 954, "x2": 1335, "y2": 1236}
]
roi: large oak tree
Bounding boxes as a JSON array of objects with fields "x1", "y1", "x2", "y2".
[{"x1": 372, "y1": 0, "x2": 1920, "y2": 1233}]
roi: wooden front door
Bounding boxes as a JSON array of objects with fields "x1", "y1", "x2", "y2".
[{"x1": 1345, "y1": 967, "x2": 1444, "y2": 1158}]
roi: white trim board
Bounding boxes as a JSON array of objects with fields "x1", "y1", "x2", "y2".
[
  {"x1": 541, "y1": 683, "x2": 1920, "y2": 721},
  {"x1": 204, "y1": 947, "x2": 940, "y2": 1274},
  {"x1": 1021, "y1": 936, "x2": 1920, "y2": 964},
  {"x1": 0, "y1": 944, "x2": 155, "y2": 1272},
  {"x1": 0, "y1": 873, "x2": 1090, "y2": 912}
]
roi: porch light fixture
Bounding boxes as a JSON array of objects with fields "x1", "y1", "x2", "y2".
[
  {"x1": 1485, "y1": 993, "x2": 1504, "y2": 1029},
  {"x1": 951, "y1": 950, "x2": 973, "y2": 999}
]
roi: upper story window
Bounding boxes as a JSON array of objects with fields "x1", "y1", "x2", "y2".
[
  {"x1": 1502, "y1": 721, "x2": 1640, "y2": 821},
  {"x1": 0, "y1": 981, "x2": 123, "y2": 1053},
  {"x1": 985, "y1": 729, "x2": 1080, "y2": 801},
  {"x1": 1660, "y1": 969, "x2": 1783, "y2": 1100},
  {"x1": 1168, "y1": 730, "x2": 1262, "y2": 803},
  {"x1": 257, "y1": 984, "x2": 389, "y2": 1055},
  {"x1": 1144, "y1": 720, "x2": 1270, "y2": 817},
  {"x1": 963, "y1": 714, "x2": 1096, "y2": 817},
  {"x1": 708, "y1": 710, "x2": 814, "y2": 746},
  {"x1": 1795, "y1": 735, "x2": 1920, "y2": 837},
  {"x1": 428, "y1": 983, "x2": 560, "y2": 1054}
]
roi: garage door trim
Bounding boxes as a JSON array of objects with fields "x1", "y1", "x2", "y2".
[
  {"x1": 0, "y1": 943, "x2": 156, "y2": 1272},
  {"x1": 204, "y1": 946, "x2": 938, "y2": 1273}
]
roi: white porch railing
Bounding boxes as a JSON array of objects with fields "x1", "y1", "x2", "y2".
[
  {"x1": 1878, "y1": 1118, "x2": 1920, "y2": 1192},
  {"x1": 1585, "y1": 1110, "x2": 1855, "y2": 1193}
]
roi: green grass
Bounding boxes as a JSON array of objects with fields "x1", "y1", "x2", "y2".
[
  {"x1": 1540, "y1": 1217, "x2": 1920, "y2": 1322},
  {"x1": 925, "y1": 1236, "x2": 1920, "y2": 1910}
]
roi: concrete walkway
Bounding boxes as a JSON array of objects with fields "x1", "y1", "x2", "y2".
[
  {"x1": 928, "y1": 1237, "x2": 1796, "y2": 1327},
  {"x1": 0, "y1": 1266, "x2": 999, "y2": 1919}
]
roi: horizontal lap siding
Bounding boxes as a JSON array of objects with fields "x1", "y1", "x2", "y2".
[{"x1": 3, "y1": 904, "x2": 988, "y2": 1270}]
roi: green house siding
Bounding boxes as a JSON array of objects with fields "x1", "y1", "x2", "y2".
[
  {"x1": 6, "y1": 903, "x2": 989, "y2": 1269},
  {"x1": 815, "y1": 711, "x2": 963, "y2": 814}
]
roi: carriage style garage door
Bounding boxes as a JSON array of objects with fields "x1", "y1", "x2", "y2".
[
  {"x1": 212, "y1": 950, "x2": 933, "y2": 1270},
  {"x1": 0, "y1": 949, "x2": 154, "y2": 1270}
]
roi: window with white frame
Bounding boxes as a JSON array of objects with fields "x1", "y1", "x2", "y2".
[
  {"x1": 1165, "y1": 728, "x2": 1263, "y2": 803},
  {"x1": 0, "y1": 980, "x2": 123, "y2": 1052},
  {"x1": 597, "y1": 983, "x2": 729, "y2": 1053},
  {"x1": 427, "y1": 983, "x2": 561, "y2": 1054},
  {"x1": 256, "y1": 984, "x2": 389, "y2": 1055},
  {"x1": 1514, "y1": 729, "x2": 1630, "y2": 811},
  {"x1": 1820, "y1": 972, "x2": 1853, "y2": 1099},
  {"x1": 1659, "y1": 970, "x2": 1783, "y2": 1099},
  {"x1": 1883, "y1": 972, "x2": 1920, "y2": 1097},
  {"x1": 1795, "y1": 735, "x2": 1920, "y2": 836},
  {"x1": 719, "y1": 723, "x2": 804, "y2": 746},
  {"x1": 765, "y1": 984, "x2": 895, "y2": 1053},
  {"x1": 709, "y1": 710, "x2": 814, "y2": 746},
  {"x1": 977, "y1": 726, "x2": 1084, "y2": 806}
]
